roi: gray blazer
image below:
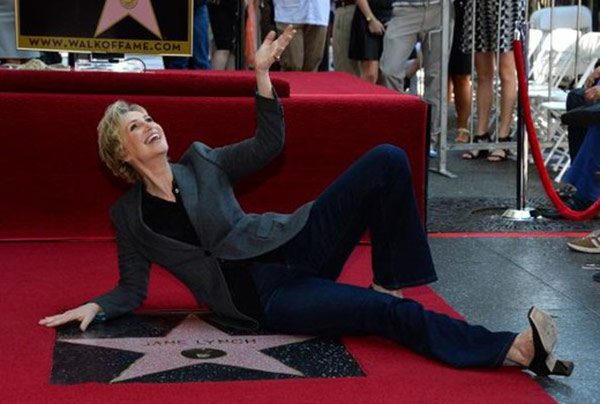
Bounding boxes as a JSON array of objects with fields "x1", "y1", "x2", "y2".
[{"x1": 92, "y1": 93, "x2": 314, "y2": 329}]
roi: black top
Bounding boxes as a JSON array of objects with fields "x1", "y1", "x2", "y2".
[
  {"x1": 141, "y1": 181, "x2": 263, "y2": 320},
  {"x1": 141, "y1": 184, "x2": 201, "y2": 246}
]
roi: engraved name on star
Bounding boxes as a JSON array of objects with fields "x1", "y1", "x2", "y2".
[
  {"x1": 95, "y1": 0, "x2": 162, "y2": 39},
  {"x1": 59, "y1": 314, "x2": 314, "y2": 383}
]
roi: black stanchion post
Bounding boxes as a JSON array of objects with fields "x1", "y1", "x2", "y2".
[
  {"x1": 516, "y1": 25, "x2": 527, "y2": 211},
  {"x1": 503, "y1": 25, "x2": 537, "y2": 221},
  {"x1": 235, "y1": 0, "x2": 244, "y2": 70}
]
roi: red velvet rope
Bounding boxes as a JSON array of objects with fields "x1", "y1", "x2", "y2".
[{"x1": 513, "y1": 38, "x2": 600, "y2": 221}]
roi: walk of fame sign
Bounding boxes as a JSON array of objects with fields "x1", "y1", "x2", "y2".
[
  {"x1": 15, "y1": 0, "x2": 192, "y2": 55},
  {"x1": 51, "y1": 312, "x2": 365, "y2": 384}
]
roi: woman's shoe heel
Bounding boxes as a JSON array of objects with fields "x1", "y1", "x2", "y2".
[
  {"x1": 526, "y1": 306, "x2": 574, "y2": 377},
  {"x1": 544, "y1": 353, "x2": 574, "y2": 376}
]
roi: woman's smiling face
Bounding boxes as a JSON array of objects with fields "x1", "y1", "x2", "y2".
[{"x1": 119, "y1": 109, "x2": 169, "y2": 166}]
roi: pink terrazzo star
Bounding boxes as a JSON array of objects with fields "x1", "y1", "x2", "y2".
[
  {"x1": 95, "y1": 0, "x2": 162, "y2": 39},
  {"x1": 59, "y1": 314, "x2": 314, "y2": 383}
]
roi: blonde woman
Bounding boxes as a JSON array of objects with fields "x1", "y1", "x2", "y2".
[{"x1": 39, "y1": 26, "x2": 572, "y2": 378}]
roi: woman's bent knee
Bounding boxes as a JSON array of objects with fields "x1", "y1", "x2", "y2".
[
  {"x1": 377, "y1": 144, "x2": 409, "y2": 173},
  {"x1": 370, "y1": 144, "x2": 407, "y2": 162},
  {"x1": 361, "y1": 145, "x2": 410, "y2": 183}
]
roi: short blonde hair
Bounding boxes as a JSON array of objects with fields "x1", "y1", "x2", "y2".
[{"x1": 97, "y1": 100, "x2": 145, "y2": 183}]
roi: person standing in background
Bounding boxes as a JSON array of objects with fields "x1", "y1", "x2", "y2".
[
  {"x1": 461, "y1": 0, "x2": 524, "y2": 161},
  {"x1": 0, "y1": 0, "x2": 39, "y2": 64},
  {"x1": 208, "y1": 0, "x2": 238, "y2": 70},
  {"x1": 348, "y1": 0, "x2": 389, "y2": 84},
  {"x1": 379, "y1": 0, "x2": 452, "y2": 153},
  {"x1": 449, "y1": 0, "x2": 472, "y2": 143},
  {"x1": 163, "y1": 0, "x2": 211, "y2": 69},
  {"x1": 332, "y1": 0, "x2": 361, "y2": 76},
  {"x1": 273, "y1": 0, "x2": 331, "y2": 71}
]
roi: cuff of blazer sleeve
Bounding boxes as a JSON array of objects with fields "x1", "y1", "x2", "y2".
[
  {"x1": 88, "y1": 297, "x2": 120, "y2": 322},
  {"x1": 86, "y1": 300, "x2": 109, "y2": 322},
  {"x1": 256, "y1": 88, "x2": 283, "y2": 113},
  {"x1": 93, "y1": 311, "x2": 108, "y2": 323}
]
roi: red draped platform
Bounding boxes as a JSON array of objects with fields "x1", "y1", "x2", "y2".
[{"x1": 0, "y1": 70, "x2": 428, "y2": 240}]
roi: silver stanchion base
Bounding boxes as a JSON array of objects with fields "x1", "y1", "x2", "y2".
[
  {"x1": 502, "y1": 207, "x2": 537, "y2": 221},
  {"x1": 429, "y1": 167, "x2": 458, "y2": 178}
]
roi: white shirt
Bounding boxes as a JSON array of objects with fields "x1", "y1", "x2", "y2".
[{"x1": 274, "y1": 0, "x2": 331, "y2": 27}]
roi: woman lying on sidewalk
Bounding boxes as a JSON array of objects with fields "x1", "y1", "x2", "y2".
[{"x1": 39, "y1": 26, "x2": 572, "y2": 377}]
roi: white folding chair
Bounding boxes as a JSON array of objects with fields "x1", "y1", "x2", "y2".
[
  {"x1": 529, "y1": 28, "x2": 580, "y2": 93},
  {"x1": 530, "y1": 5, "x2": 592, "y2": 32},
  {"x1": 534, "y1": 31, "x2": 600, "y2": 181},
  {"x1": 577, "y1": 31, "x2": 600, "y2": 86}
]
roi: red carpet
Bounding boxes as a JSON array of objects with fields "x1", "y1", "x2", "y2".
[
  {"x1": 1, "y1": 243, "x2": 553, "y2": 403},
  {"x1": 271, "y1": 71, "x2": 399, "y2": 96}
]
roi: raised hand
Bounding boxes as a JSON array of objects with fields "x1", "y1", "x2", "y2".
[
  {"x1": 254, "y1": 25, "x2": 296, "y2": 73},
  {"x1": 39, "y1": 302, "x2": 102, "y2": 332}
]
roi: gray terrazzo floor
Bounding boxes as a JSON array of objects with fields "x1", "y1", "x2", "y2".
[{"x1": 426, "y1": 145, "x2": 600, "y2": 403}]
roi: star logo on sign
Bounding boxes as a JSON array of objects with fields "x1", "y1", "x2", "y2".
[
  {"x1": 95, "y1": 0, "x2": 162, "y2": 39},
  {"x1": 59, "y1": 314, "x2": 314, "y2": 383}
]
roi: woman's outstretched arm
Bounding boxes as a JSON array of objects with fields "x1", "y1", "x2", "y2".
[
  {"x1": 196, "y1": 25, "x2": 296, "y2": 181},
  {"x1": 39, "y1": 210, "x2": 151, "y2": 331}
]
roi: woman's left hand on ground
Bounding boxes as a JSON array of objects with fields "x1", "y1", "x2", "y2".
[{"x1": 254, "y1": 25, "x2": 296, "y2": 72}]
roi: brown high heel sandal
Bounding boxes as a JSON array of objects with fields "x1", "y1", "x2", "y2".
[{"x1": 525, "y1": 307, "x2": 574, "y2": 377}]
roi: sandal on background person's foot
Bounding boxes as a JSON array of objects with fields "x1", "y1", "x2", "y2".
[
  {"x1": 461, "y1": 132, "x2": 491, "y2": 160},
  {"x1": 487, "y1": 136, "x2": 512, "y2": 162},
  {"x1": 526, "y1": 306, "x2": 574, "y2": 377},
  {"x1": 370, "y1": 283, "x2": 403, "y2": 299},
  {"x1": 455, "y1": 128, "x2": 471, "y2": 143}
]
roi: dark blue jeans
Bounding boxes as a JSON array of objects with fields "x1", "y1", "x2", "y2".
[
  {"x1": 250, "y1": 145, "x2": 516, "y2": 368},
  {"x1": 566, "y1": 87, "x2": 600, "y2": 161},
  {"x1": 564, "y1": 124, "x2": 600, "y2": 204}
]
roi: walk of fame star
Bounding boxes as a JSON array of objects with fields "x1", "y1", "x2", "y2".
[
  {"x1": 58, "y1": 314, "x2": 315, "y2": 383},
  {"x1": 95, "y1": 0, "x2": 162, "y2": 38}
]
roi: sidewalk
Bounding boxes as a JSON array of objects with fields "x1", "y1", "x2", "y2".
[
  {"x1": 427, "y1": 122, "x2": 598, "y2": 233},
  {"x1": 426, "y1": 122, "x2": 600, "y2": 404}
]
